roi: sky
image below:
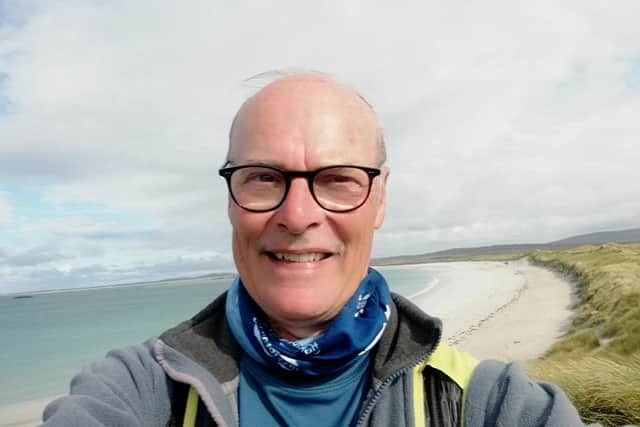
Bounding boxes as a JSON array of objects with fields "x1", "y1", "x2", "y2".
[{"x1": 1, "y1": 1, "x2": 639, "y2": 293}]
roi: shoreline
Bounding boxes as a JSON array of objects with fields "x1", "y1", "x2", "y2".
[
  {"x1": 0, "y1": 396, "x2": 61, "y2": 427},
  {"x1": 410, "y1": 257, "x2": 576, "y2": 362},
  {"x1": 0, "y1": 258, "x2": 576, "y2": 426}
]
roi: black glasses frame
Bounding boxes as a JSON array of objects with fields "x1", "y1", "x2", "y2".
[{"x1": 219, "y1": 164, "x2": 381, "y2": 213}]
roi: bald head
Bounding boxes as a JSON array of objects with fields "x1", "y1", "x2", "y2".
[
  {"x1": 223, "y1": 73, "x2": 390, "y2": 335},
  {"x1": 227, "y1": 73, "x2": 386, "y2": 166}
]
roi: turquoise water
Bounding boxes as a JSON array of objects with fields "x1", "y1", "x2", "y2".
[{"x1": 0, "y1": 267, "x2": 435, "y2": 405}]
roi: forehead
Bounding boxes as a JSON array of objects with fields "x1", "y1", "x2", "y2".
[{"x1": 228, "y1": 76, "x2": 380, "y2": 168}]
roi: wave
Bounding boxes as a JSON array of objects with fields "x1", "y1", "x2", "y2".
[{"x1": 407, "y1": 277, "x2": 440, "y2": 299}]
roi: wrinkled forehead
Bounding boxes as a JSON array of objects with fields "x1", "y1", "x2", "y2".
[{"x1": 227, "y1": 75, "x2": 381, "y2": 166}]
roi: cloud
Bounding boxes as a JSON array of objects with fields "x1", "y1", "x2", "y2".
[
  {"x1": 129, "y1": 252, "x2": 234, "y2": 278},
  {"x1": 0, "y1": 250, "x2": 234, "y2": 294},
  {"x1": 55, "y1": 263, "x2": 72, "y2": 274},
  {"x1": 1, "y1": 1, "x2": 639, "y2": 291},
  {"x1": 25, "y1": 216, "x2": 160, "y2": 240},
  {"x1": 0, "y1": 244, "x2": 72, "y2": 267}
]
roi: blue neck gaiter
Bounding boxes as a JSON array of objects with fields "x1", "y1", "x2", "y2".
[{"x1": 225, "y1": 268, "x2": 392, "y2": 377}]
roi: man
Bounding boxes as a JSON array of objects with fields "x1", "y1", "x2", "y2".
[{"x1": 42, "y1": 72, "x2": 587, "y2": 426}]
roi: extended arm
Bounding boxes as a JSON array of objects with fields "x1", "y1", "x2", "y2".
[
  {"x1": 41, "y1": 341, "x2": 172, "y2": 426},
  {"x1": 464, "y1": 359, "x2": 593, "y2": 427}
]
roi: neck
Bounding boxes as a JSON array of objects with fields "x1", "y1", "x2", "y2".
[{"x1": 269, "y1": 318, "x2": 329, "y2": 341}]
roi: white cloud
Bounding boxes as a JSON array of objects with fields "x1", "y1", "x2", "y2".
[
  {"x1": 56, "y1": 263, "x2": 72, "y2": 274},
  {"x1": 25, "y1": 216, "x2": 156, "y2": 239},
  {"x1": 1, "y1": 0, "x2": 639, "y2": 290}
]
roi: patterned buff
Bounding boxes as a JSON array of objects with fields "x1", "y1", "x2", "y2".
[{"x1": 225, "y1": 268, "x2": 392, "y2": 377}]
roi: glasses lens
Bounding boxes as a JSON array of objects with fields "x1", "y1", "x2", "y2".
[
  {"x1": 313, "y1": 167, "x2": 371, "y2": 211},
  {"x1": 230, "y1": 167, "x2": 286, "y2": 211}
]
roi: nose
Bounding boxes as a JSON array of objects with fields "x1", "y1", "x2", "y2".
[{"x1": 274, "y1": 177, "x2": 324, "y2": 234}]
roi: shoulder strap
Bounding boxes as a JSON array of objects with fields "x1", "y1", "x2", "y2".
[
  {"x1": 183, "y1": 386, "x2": 200, "y2": 427},
  {"x1": 412, "y1": 343, "x2": 478, "y2": 427},
  {"x1": 168, "y1": 383, "x2": 200, "y2": 427},
  {"x1": 425, "y1": 343, "x2": 478, "y2": 389}
]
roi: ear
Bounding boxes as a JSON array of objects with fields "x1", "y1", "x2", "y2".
[{"x1": 374, "y1": 167, "x2": 389, "y2": 229}]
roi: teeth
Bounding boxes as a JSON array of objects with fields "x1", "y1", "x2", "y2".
[{"x1": 272, "y1": 252, "x2": 327, "y2": 262}]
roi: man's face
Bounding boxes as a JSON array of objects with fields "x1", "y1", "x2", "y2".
[{"x1": 227, "y1": 76, "x2": 388, "y2": 338}]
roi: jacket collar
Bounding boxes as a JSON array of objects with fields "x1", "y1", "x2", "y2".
[
  {"x1": 158, "y1": 291, "x2": 442, "y2": 384},
  {"x1": 159, "y1": 292, "x2": 243, "y2": 383},
  {"x1": 372, "y1": 293, "x2": 442, "y2": 380}
]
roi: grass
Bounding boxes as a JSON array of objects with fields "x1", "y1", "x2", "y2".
[
  {"x1": 528, "y1": 243, "x2": 640, "y2": 426},
  {"x1": 528, "y1": 354, "x2": 640, "y2": 426}
]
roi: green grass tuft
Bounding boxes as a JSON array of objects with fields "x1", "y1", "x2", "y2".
[
  {"x1": 529, "y1": 355, "x2": 640, "y2": 426},
  {"x1": 528, "y1": 243, "x2": 640, "y2": 426},
  {"x1": 546, "y1": 329, "x2": 600, "y2": 357}
]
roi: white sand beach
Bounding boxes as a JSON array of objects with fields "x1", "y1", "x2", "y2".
[
  {"x1": 409, "y1": 258, "x2": 576, "y2": 361},
  {"x1": 0, "y1": 258, "x2": 575, "y2": 426},
  {"x1": 0, "y1": 397, "x2": 60, "y2": 427}
]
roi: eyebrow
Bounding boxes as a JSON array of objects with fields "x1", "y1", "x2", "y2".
[
  {"x1": 224, "y1": 160, "x2": 374, "y2": 171},
  {"x1": 225, "y1": 159, "x2": 289, "y2": 169}
]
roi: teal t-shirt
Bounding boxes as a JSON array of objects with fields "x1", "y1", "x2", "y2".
[{"x1": 239, "y1": 354, "x2": 372, "y2": 427}]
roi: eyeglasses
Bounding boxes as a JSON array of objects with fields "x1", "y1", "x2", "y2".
[{"x1": 219, "y1": 164, "x2": 381, "y2": 213}]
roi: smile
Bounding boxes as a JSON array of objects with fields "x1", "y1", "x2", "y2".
[{"x1": 266, "y1": 252, "x2": 332, "y2": 262}]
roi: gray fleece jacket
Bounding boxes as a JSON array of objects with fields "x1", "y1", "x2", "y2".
[{"x1": 41, "y1": 293, "x2": 588, "y2": 426}]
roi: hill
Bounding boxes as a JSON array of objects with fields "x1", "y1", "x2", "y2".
[{"x1": 372, "y1": 227, "x2": 640, "y2": 265}]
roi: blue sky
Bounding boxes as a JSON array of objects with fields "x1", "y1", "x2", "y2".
[{"x1": 1, "y1": 1, "x2": 639, "y2": 293}]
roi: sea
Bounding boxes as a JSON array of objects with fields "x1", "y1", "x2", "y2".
[{"x1": 0, "y1": 265, "x2": 437, "y2": 406}]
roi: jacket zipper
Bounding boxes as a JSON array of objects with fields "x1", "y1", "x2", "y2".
[{"x1": 354, "y1": 335, "x2": 441, "y2": 427}]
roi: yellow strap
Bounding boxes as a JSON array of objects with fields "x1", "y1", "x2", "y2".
[
  {"x1": 412, "y1": 358, "x2": 429, "y2": 427},
  {"x1": 183, "y1": 386, "x2": 199, "y2": 427},
  {"x1": 426, "y1": 343, "x2": 478, "y2": 390},
  {"x1": 412, "y1": 343, "x2": 478, "y2": 427}
]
